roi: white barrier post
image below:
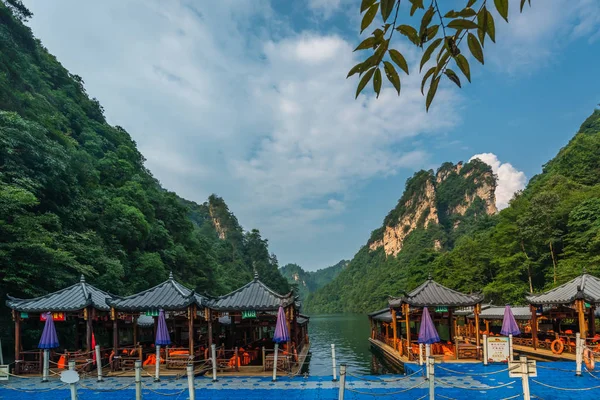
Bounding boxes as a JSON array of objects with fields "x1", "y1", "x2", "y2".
[
  {"x1": 211, "y1": 344, "x2": 218, "y2": 382},
  {"x1": 338, "y1": 363, "x2": 346, "y2": 400},
  {"x1": 419, "y1": 344, "x2": 424, "y2": 366},
  {"x1": 42, "y1": 349, "x2": 49, "y2": 382},
  {"x1": 428, "y1": 357, "x2": 435, "y2": 400},
  {"x1": 272, "y1": 343, "x2": 279, "y2": 382},
  {"x1": 520, "y1": 356, "x2": 531, "y2": 400},
  {"x1": 509, "y1": 334, "x2": 514, "y2": 362},
  {"x1": 575, "y1": 333, "x2": 582, "y2": 377},
  {"x1": 483, "y1": 335, "x2": 488, "y2": 366},
  {"x1": 68, "y1": 360, "x2": 77, "y2": 400},
  {"x1": 187, "y1": 363, "x2": 196, "y2": 400},
  {"x1": 135, "y1": 360, "x2": 142, "y2": 400},
  {"x1": 154, "y1": 344, "x2": 161, "y2": 382},
  {"x1": 331, "y1": 343, "x2": 338, "y2": 381},
  {"x1": 95, "y1": 345, "x2": 103, "y2": 382},
  {"x1": 425, "y1": 344, "x2": 431, "y2": 379}
]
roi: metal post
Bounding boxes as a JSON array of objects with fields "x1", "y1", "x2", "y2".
[
  {"x1": 428, "y1": 357, "x2": 435, "y2": 400},
  {"x1": 42, "y1": 349, "x2": 49, "y2": 382},
  {"x1": 483, "y1": 334, "x2": 488, "y2": 366},
  {"x1": 68, "y1": 360, "x2": 77, "y2": 400},
  {"x1": 419, "y1": 344, "x2": 424, "y2": 366},
  {"x1": 211, "y1": 344, "x2": 218, "y2": 382},
  {"x1": 331, "y1": 343, "x2": 337, "y2": 381},
  {"x1": 520, "y1": 356, "x2": 531, "y2": 400},
  {"x1": 154, "y1": 344, "x2": 161, "y2": 382},
  {"x1": 575, "y1": 333, "x2": 582, "y2": 377},
  {"x1": 135, "y1": 360, "x2": 142, "y2": 400},
  {"x1": 338, "y1": 363, "x2": 346, "y2": 400},
  {"x1": 95, "y1": 345, "x2": 103, "y2": 382},
  {"x1": 272, "y1": 343, "x2": 279, "y2": 382},
  {"x1": 187, "y1": 363, "x2": 196, "y2": 400},
  {"x1": 425, "y1": 344, "x2": 431, "y2": 379},
  {"x1": 509, "y1": 334, "x2": 514, "y2": 362}
]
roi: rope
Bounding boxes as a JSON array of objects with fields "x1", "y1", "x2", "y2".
[
  {"x1": 78, "y1": 380, "x2": 136, "y2": 392},
  {"x1": 142, "y1": 385, "x2": 187, "y2": 396},
  {"x1": 531, "y1": 379, "x2": 600, "y2": 391},
  {"x1": 0, "y1": 383, "x2": 70, "y2": 393},
  {"x1": 586, "y1": 367, "x2": 600, "y2": 381},
  {"x1": 536, "y1": 365, "x2": 578, "y2": 373},
  {"x1": 436, "y1": 365, "x2": 510, "y2": 376},
  {"x1": 345, "y1": 379, "x2": 426, "y2": 395},
  {"x1": 436, "y1": 378, "x2": 516, "y2": 390},
  {"x1": 531, "y1": 395, "x2": 546, "y2": 400},
  {"x1": 347, "y1": 367, "x2": 424, "y2": 382}
]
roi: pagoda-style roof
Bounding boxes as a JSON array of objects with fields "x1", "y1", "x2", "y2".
[
  {"x1": 297, "y1": 314, "x2": 310, "y2": 325},
  {"x1": 368, "y1": 308, "x2": 392, "y2": 323},
  {"x1": 6, "y1": 275, "x2": 113, "y2": 312},
  {"x1": 211, "y1": 274, "x2": 294, "y2": 311},
  {"x1": 389, "y1": 276, "x2": 483, "y2": 308},
  {"x1": 470, "y1": 306, "x2": 531, "y2": 320},
  {"x1": 527, "y1": 273, "x2": 600, "y2": 306},
  {"x1": 108, "y1": 272, "x2": 208, "y2": 311}
]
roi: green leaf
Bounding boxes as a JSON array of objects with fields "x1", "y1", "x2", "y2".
[
  {"x1": 520, "y1": 0, "x2": 526, "y2": 12},
  {"x1": 409, "y1": 0, "x2": 424, "y2": 16},
  {"x1": 420, "y1": 7, "x2": 435, "y2": 36},
  {"x1": 420, "y1": 38, "x2": 442, "y2": 72},
  {"x1": 421, "y1": 66, "x2": 435, "y2": 95},
  {"x1": 444, "y1": 10, "x2": 458, "y2": 18},
  {"x1": 434, "y1": 51, "x2": 450, "y2": 76},
  {"x1": 426, "y1": 25, "x2": 439, "y2": 41},
  {"x1": 361, "y1": 0, "x2": 377, "y2": 13},
  {"x1": 458, "y1": 8, "x2": 477, "y2": 18},
  {"x1": 477, "y1": 9, "x2": 487, "y2": 46},
  {"x1": 467, "y1": 0, "x2": 477, "y2": 7},
  {"x1": 373, "y1": 68, "x2": 382, "y2": 98},
  {"x1": 356, "y1": 67, "x2": 376, "y2": 98},
  {"x1": 486, "y1": 9, "x2": 496, "y2": 42},
  {"x1": 396, "y1": 24, "x2": 419, "y2": 45},
  {"x1": 426, "y1": 75, "x2": 440, "y2": 111},
  {"x1": 347, "y1": 62, "x2": 364, "y2": 78},
  {"x1": 467, "y1": 33, "x2": 484, "y2": 64},
  {"x1": 455, "y1": 54, "x2": 471, "y2": 82},
  {"x1": 447, "y1": 19, "x2": 480, "y2": 30},
  {"x1": 374, "y1": 39, "x2": 390, "y2": 63},
  {"x1": 388, "y1": 49, "x2": 409, "y2": 74},
  {"x1": 383, "y1": 61, "x2": 401, "y2": 94},
  {"x1": 361, "y1": 3, "x2": 379, "y2": 33},
  {"x1": 354, "y1": 37, "x2": 377, "y2": 51},
  {"x1": 380, "y1": 0, "x2": 395, "y2": 23},
  {"x1": 444, "y1": 69, "x2": 461, "y2": 88},
  {"x1": 494, "y1": 0, "x2": 509, "y2": 22}
]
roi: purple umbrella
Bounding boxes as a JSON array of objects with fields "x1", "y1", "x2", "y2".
[
  {"x1": 500, "y1": 305, "x2": 521, "y2": 336},
  {"x1": 418, "y1": 307, "x2": 440, "y2": 344},
  {"x1": 273, "y1": 306, "x2": 289, "y2": 344},
  {"x1": 155, "y1": 309, "x2": 171, "y2": 346},
  {"x1": 38, "y1": 312, "x2": 59, "y2": 349}
]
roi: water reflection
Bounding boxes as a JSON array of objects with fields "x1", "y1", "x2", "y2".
[{"x1": 305, "y1": 314, "x2": 401, "y2": 376}]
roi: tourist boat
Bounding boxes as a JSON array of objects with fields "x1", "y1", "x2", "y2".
[
  {"x1": 6, "y1": 272, "x2": 310, "y2": 378},
  {"x1": 367, "y1": 272, "x2": 600, "y2": 368}
]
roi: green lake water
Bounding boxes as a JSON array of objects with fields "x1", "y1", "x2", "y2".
[{"x1": 305, "y1": 313, "x2": 399, "y2": 376}]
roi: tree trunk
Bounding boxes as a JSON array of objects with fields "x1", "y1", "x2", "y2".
[
  {"x1": 549, "y1": 241, "x2": 557, "y2": 284},
  {"x1": 520, "y1": 240, "x2": 533, "y2": 293}
]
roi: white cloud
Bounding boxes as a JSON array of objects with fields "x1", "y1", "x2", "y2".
[
  {"x1": 308, "y1": 0, "x2": 342, "y2": 19},
  {"x1": 469, "y1": 153, "x2": 527, "y2": 210}
]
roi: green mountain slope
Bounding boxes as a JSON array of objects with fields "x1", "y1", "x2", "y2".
[
  {"x1": 280, "y1": 260, "x2": 348, "y2": 303},
  {"x1": 0, "y1": 0, "x2": 288, "y2": 331},
  {"x1": 307, "y1": 110, "x2": 600, "y2": 313}
]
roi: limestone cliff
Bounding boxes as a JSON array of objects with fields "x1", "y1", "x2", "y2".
[{"x1": 368, "y1": 159, "x2": 497, "y2": 257}]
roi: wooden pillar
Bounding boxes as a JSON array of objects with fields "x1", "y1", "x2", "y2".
[
  {"x1": 404, "y1": 304, "x2": 411, "y2": 360},
  {"x1": 188, "y1": 306, "x2": 195, "y2": 355},
  {"x1": 485, "y1": 320, "x2": 490, "y2": 334},
  {"x1": 391, "y1": 309, "x2": 398, "y2": 351},
  {"x1": 111, "y1": 308, "x2": 118, "y2": 353},
  {"x1": 206, "y1": 308, "x2": 213, "y2": 349},
  {"x1": 530, "y1": 305, "x2": 538, "y2": 349},
  {"x1": 474, "y1": 303, "x2": 480, "y2": 356},
  {"x1": 448, "y1": 308, "x2": 454, "y2": 340},
  {"x1": 85, "y1": 307, "x2": 93, "y2": 353},
  {"x1": 591, "y1": 306, "x2": 596, "y2": 337},
  {"x1": 133, "y1": 316, "x2": 138, "y2": 345},
  {"x1": 576, "y1": 300, "x2": 587, "y2": 339},
  {"x1": 14, "y1": 311, "x2": 21, "y2": 375}
]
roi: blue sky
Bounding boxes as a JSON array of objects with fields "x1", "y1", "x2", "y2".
[{"x1": 22, "y1": 0, "x2": 600, "y2": 271}]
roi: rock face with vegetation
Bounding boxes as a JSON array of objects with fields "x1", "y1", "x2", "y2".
[
  {"x1": 279, "y1": 260, "x2": 348, "y2": 304},
  {"x1": 307, "y1": 110, "x2": 600, "y2": 313},
  {"x1": 0, "y1": 1, "x2": 289, "y2": 348}
]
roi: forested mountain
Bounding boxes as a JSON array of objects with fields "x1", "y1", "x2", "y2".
[
  {"x1": 0, "y1": 0, "x2": 289, "y2": 342},
  {"x1": 307, "y1": 110, "x2": 600, "y2": 313},
  {"x1": 280, "y1": 260, "x2": 348, "y2": 303}
]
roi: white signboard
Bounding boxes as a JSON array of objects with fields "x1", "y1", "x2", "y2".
[
  {"x1": 509, "y1": 360, "x2": 537, "y2": 378},
  {"x1": 486, "y1": 336, "x2": 510, "y2": 363},
  {"x1": 0, "y1": 365, "x2": 8, "y2": 381}
]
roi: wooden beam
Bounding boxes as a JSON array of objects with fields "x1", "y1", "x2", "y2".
[
  {"x1": 391, "y1": 309, "x2": 398, "y2": 351},
  {"x1": 591, "y1": 306, "x2": 596, "y2": 337},
  {"x1": 448, "y1": 308, "x2": 454, "y2": 341},
  {"x1": 85, "y1": 307, "x2": 93, "y2": 353},
  {"x1": 474, "y1": 303, "x2": 480, "y2": 358},
  {"x1": 530, "y1": 305, "x2": 538, "y2": 349},
  {"x1": 206, "y1": 308, "x2": 213, "y2": 349},
  {"x1": 404, "y1": 304, "x2": 411, "y2": 360},
  {"x1": 577, "y1": 299, "x2": 587, "y2": 339},
  {"x1": 14, "y1": 311, "x2": 21, "y2": 375},
  {"x1": 111, "y1": 308, "x2": 118, "y2": 354},
  {"x1": 188, "y1": 306, "x2": 194, "y2": 355}
]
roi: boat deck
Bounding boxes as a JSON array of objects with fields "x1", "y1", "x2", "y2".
[{"x1": 369, "y1": 338, "x2": 480, "y2": 366}]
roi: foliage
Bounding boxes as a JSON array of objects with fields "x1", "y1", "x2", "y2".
[{"x1": 349, "y1": 0, "x2": 532, "y2": 110}]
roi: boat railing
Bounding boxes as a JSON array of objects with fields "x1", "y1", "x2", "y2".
[{"x1": 263, "y1": 347, "x2": 292, "y2": 372}]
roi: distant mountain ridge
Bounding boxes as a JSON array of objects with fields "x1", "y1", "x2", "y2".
[{"x1": 280, "y1": 260, "x2": 348, "y2": 303}]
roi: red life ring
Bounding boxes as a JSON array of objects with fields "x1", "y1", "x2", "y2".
[
  {"x1": 584, "y1": 348, "x2": 596, "y2": 371},
  {"x1": 551, "y1": 339, "x2": 564, "y2": 355}
]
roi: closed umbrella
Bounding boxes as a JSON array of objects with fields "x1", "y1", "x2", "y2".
[
  {"x1": 271, "y1": 305, "x2": 289, "y2": 381},
  {"x1": 39, "y1": 312, "x2": 59, "y2": 382},
  {"x1": 500, "y1": 305, "x2": 521, "y2": 336},
  {"x1": 154, "y1": 309, "x2": 170, "y2": 382},
  {"x1": 418, "y1": 307, "x2": 440, "y2": 344}
]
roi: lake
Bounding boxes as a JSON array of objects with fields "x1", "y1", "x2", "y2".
[{"x1": 304, "y1": 313, "x2": 399, "y2": 376}]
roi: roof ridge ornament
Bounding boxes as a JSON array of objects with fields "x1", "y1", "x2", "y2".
[
  {"x1": 254, "y1": 270, "x2": 259, "y2": 280},
  {"x1": 427, "y1": 273, "x2": 433, "y2": 280},
  {"x1": 169, "y1": 271, "x2": 174, "y2": 280},
  {"x1": 80, "y1": 275, "x2": 86, "y2": 283}
]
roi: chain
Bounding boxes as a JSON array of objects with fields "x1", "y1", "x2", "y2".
[
  {"x1": 347, "y1": 367, "x2": 424, "y2": 382},
  {"x1": 142, "y1": 385, "x2": 187, "y2": 396},
  {"x1": 586, "y1": 367, "x2": 600, "y2": 381},
  {"x1": 536, "y1": 365, "x2": 578, "y2": 373},
  {"x1": 78, "y1": 380, "x2": 136, "y2": 392},
  {"x1": 531, "y1": 379, "x2": 600, "y2": 391},
  {"x1": 0, "y1": 383, "x2": 70, "y2": 392},
  {"x1": 436, "y1": 365, "x2": 510, "y2": 376},
  {"x1": 345, "y1": 379, "x2": 426, "y2": 395},
  {"x1": 436, "y1": 378, "x2": 516, "y2": 390}
]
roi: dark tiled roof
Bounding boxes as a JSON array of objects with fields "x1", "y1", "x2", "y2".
[
  {"x1": 109, "y1": 272, "x2": 207, "y2": 311},
  {"x1": 297, "y1": 314, "x2": 309, "y2": 325},
  {"x1": 6, "y1": 276, "x2": 113, "y2": 312},
  {"x1": 389, "y1": 277, "x2": 483, "y2": 308},
  {"x1": 211, "y1": 275, "x2": 294, "y2": 311},
  {"x1": 368, "y1": 308, "x2": 392, "y2": 323},
  {"x1": 472, "y1": 306, "x2": 531, "y2": 320},
  {"x1": 526, "y1": 273, "x2": 600, "y2": 306}
]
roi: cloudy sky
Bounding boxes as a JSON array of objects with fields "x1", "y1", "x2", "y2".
[{"x1": 23, "y1": 0, "x2": 600, "y2": 270}]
